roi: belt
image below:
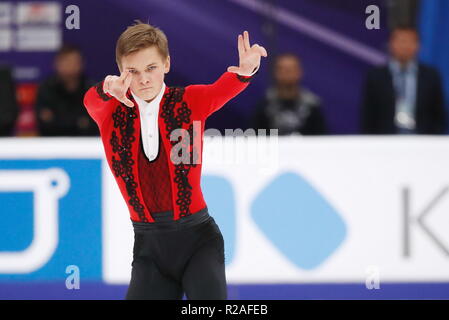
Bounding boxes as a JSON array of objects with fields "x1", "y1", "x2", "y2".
[{"x1": 131, "y1": 206, "x2": 210, "y2": 231}]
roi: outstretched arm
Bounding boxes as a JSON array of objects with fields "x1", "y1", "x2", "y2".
[{"x1": 187, "y1": 31, "x2": 268, "y2": 119}]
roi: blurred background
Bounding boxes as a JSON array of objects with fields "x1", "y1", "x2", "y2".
[{"x1": 1, "y1": 0, "x2": 449, "y2": 299}]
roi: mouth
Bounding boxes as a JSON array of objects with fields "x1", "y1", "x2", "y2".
[{"x1": 141, "y1": 87, "x2": 152, "y2": 91}]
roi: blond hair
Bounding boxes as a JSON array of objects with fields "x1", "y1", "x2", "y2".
[{"x1": 115, "y1": 20, "x2": 169, "y2": 69}]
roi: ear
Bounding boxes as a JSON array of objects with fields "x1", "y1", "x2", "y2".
[{"x1": 164, "y1": 55, "x2": 170, "y2": 74}]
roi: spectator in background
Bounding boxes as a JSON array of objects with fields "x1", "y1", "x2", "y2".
[
  {"x1": 361, "y1": 25, "x2": 447, "y2": 134},
  {"x1": 253, "y1": 53, "x2": 326, "y2": 135},
  {"x1": 35, "y1": 44, "x2": 98, "y2": 136},
  {"x1": 0, "y1": 65, "x2": 18, "y2": 136}
]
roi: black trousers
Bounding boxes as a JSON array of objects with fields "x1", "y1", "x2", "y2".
[{"x1": 125, "y1": 208, "x2": 227, "y2": 300}]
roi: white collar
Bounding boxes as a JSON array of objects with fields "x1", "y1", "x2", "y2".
[{"x1": 131, "y1": 82, "x2": 166, "y2": 109}]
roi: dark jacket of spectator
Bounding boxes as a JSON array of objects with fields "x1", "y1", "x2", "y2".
[
  {"x1": 361, "y1": 63, "x2": 447, "y2": 134},
  {"x1": 253, "y1": 86, "x2": 327, "y2": 135},
  {"x1": 0, "y1": 65, "x2": 18, "y2": 136},
  {"x1": 35, "y1": 74, "x2": 98, "y2": 136}
]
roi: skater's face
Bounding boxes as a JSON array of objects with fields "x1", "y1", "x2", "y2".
[{"x1": 120, "y1": 46, "x2": 170, "y2": 103}]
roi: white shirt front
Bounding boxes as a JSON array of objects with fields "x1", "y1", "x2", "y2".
[{"x1": 131, "y1": 82, "x2": 166, "y2": 161}]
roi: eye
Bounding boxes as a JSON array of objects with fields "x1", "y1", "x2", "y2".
[
  {"x1": 128, "y1": 69, "x2": 136, "y2": 74},
  {"x1": 147, "y1": 66, "x2": 156, "y2": 71}
]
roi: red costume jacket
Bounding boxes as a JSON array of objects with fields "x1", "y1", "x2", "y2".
[{"x1": 83, "y1": 71, "x2": 255, "y2": 223}]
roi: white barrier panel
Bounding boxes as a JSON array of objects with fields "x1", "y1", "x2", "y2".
[
  {"x1": 1, "y1": 137, "x2": 448, "y2": 284},
  {"x1": 102, "y1": 136, "x2": 449, "y2": 284}
]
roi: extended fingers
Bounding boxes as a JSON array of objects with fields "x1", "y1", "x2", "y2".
[
  {"x1": 119, "y1": 70, "x2": 129, "y2": 80},
  {"x1": 238, "y1": 34, "x2": 245, "y2": 58},
  {"x1": 124, "y1": 71, "x2": 133, "y2": 87},
  {"x1": 239, "y1": 31, "x2": 268, "y2": 58},
  {"x1": 243, "y1": 30, "x2": 251, "y2": 51},
  {"x1": 103, "y1": 75, "x2": 113, "y2": 93}
]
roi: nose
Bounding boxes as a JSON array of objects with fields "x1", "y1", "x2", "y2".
[{"x1": 139, "y1": 74, "x2": 151, "y2": 86}]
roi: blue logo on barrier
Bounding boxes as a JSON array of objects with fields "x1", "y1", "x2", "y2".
[
  {"x1": 0, "y1": 192, "x2": 34, "y2": 252},
  {"x1": 202, "y1": 176, "x2": 236, "y2": 265},
  {"x1": 251, "y1": 172, "x2": 347, "y2": 269},
  {"x1": 204, "y1": 172, "x2": 347, "y2": 270},
  {"x1": 0, "y1": 160, "x2": 102, "y2": 280}
]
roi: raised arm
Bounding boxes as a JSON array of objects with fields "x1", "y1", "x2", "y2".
[{"x1": 186, "y1": 31, "x2": 268, "y2": 119}]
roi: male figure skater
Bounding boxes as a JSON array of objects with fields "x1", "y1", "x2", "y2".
[{"x1": 83, "y1": 22, "x2": 267, "y2": 299}]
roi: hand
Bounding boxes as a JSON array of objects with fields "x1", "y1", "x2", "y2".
[
  {"x1": 103, "y1": 70, "x2": 134, "y2": 107},
  {"x1": 227, "y1": 30, "x2": 268, "y2": 77}
]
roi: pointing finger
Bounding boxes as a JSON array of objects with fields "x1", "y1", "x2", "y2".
[
  {"x1": 238, "y1": 34, "x2": 245, "y2": 58},
  {"x1": 243, "y1": 30, "x2": 251, "y2": 51},
  {"x1": 124, "y1": 71, "x2": 133, "y2": 88},
  {"x1": 119, "y1": 70, "x2": 128, "y2": 81}
]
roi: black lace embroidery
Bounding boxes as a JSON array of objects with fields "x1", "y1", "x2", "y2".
[
  {"x1": 161, "y1": 87, "x2": 197, "y2": 217},
  {"x1": 95, "y1": 81, "x2": 113, "y2": 101},
  {"x1": 109, "y1": 103, "x2": 148, "y2": 222}
]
